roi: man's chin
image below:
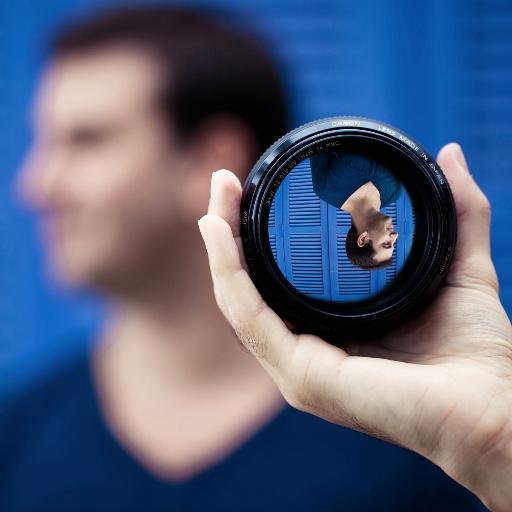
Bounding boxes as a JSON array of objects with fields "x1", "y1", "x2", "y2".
[
  {"x1": 44, "y1": 260, "x2": 89, "y2": 290},
  {"x1": 43, "y1": 250, "x2": 105, "y2": 291}
]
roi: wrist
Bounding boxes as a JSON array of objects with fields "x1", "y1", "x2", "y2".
[
  {"x1": 470, "y1": 436, "x2": 512, "y2": 512},
  {"x1": 440, "y1": 418, "x2": 512, "y2": 511}
]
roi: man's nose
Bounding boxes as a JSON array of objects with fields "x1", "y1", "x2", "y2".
[
  {"x1": 391, "y1": 232, "x2": 399, "y2": 242},
  {"x1": 15, "y1": 147, "x2": 69, "y2": 211}
]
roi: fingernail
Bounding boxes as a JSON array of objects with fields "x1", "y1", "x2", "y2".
[
  {"x1": 197, "y1": 216, "x2": 207, "y2": 240},
  {"x1": 211, "y1": 170, "x2": 221, "y2": 194},
  {"x1": 453, "y1": 143, "x2": 469, "y2": 173}
]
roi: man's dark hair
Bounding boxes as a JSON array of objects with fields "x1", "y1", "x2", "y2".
[
  {"x1": 48, "y1": 4, "x2": 289, "y2": 160},
  {"x1": 345, "y1": 222, "x2": 392, "y2": 270}
]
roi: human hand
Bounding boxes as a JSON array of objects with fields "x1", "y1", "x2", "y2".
[{"x1": 197, "y1": 143, "x2": 512, "y2": 511}]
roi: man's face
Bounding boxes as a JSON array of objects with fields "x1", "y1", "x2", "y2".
[
  {"x1": 367, "y1": 215, "x2": 399, "y2": 263},
  {"x1": 17, "y1": 45, "x2": 187, "y2": 290}
]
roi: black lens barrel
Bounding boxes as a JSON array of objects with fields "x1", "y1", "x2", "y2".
[{"x1": 241, "y1": 116, "x2": 456, "y2": 343}]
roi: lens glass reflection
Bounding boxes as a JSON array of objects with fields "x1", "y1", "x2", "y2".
[{"x1": 267, "y1": 148, "x2": 416, "y2": 303}]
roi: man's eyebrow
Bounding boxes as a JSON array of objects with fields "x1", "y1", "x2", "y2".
[{"x1": 67, "y1": 122, "x2": 117, "y2": 139}]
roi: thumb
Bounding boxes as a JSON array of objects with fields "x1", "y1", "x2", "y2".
[{"x1": 436, "y1": 142, "x2": 499, "y2": 294}]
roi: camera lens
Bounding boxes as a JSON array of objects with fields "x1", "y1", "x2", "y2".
[{"x1": 240, "y1": 116, "x2": 456, "y2": 343}]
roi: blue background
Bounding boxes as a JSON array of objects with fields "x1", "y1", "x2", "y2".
[{"x1": 1, "y1": 0, "x2": 511, "y2": 397}]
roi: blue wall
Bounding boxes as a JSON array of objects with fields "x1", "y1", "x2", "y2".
[{"x1": 1, "y1": 0, "x2": 511, "y2": 396}]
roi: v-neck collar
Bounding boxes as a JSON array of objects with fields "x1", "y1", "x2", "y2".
[{"x1": 80, "y1": 348, "x2": 292, "y2": 487}]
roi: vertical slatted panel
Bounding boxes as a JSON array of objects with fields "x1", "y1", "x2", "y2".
[
  {"x1": 285, "y1": 161, "x2": 331, "y2": 299},
  {"x1": 383, "y1": 203, "x2": 398, "y2": 286},
  {"x1": 289, "y1": 234, "x2": 325, "y2": 295},
  {"x1": 268, "y1": 198, "x2": 277, "y2": 261},
  {"x1": 289, "y1": 165, "x2": 321, "y2": 227},
  {"x1": 400, "y1": 188, "x2": 415, "y2": 272}
]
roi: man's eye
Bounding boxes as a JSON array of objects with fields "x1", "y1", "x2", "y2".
[{"x1": 69, "y1": 129, "x2": 106, "y2": 146}]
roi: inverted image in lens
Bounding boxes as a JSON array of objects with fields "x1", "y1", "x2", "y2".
[{"x1": 267, "y1": 148, "x2": 415, "y2": 303}]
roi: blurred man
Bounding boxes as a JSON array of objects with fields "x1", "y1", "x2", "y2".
[{"x1": 0, "y1": 4, "x2": 489, "y2": 511}]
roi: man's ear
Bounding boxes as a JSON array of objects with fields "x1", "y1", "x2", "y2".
[
  {"x1": 175, "y1": 115, "x2": 258, "y2": 222},
  {"x1": 357, "y1": 231, "x2": 369, "y2": 247}
]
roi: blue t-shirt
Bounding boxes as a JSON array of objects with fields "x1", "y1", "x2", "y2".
[
  {"x1": 0, "y1": 347, "x2": 488, "y2": 511},
  {"x1": 309, "y1": 151, "x2": 402, "y2": 209}
]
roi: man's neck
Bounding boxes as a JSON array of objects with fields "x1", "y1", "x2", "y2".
[
  {"x1": 341, "y1": 181, "x2": 381, "y2": 232},
  {"x1": 93, "y1": 234, "x2": 267, "y2": 391}
]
